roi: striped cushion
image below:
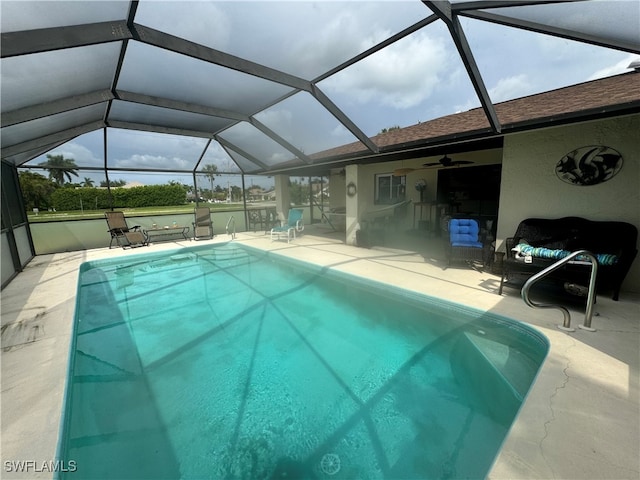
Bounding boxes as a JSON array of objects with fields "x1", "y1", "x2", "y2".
[{"x1": 514, "y1": 243, "x2": 618, "y2": 265}]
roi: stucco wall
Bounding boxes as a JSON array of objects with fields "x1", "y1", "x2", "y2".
[
  {"x1": 350, "y1": 149, "x2": 503, "y2": 236},
  {"x1": 497, "y1": 113, "x2": 640, "y2": 293},
  {"x1": 345, "y1": 163, "x2": 429, "y2": 245},
  {"x1": 343, "y1": 149, "x2": 503, "y2": 243}
]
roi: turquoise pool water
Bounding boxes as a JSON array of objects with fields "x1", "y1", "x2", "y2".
[{"x1": 59, "y1": 243, "x2": 548, "y2": 479}]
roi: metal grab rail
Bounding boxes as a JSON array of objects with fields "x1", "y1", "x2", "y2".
[
  {"x1": 521, "y1": 249, "x2": 599, "y2": 332},
  {"x1": 226, "y1": 216, "x2": 236, "y2": 240}
]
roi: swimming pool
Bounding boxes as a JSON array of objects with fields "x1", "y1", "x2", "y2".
[{"x1": 58, "y1": 242, "x2": 548, "y2": 479}]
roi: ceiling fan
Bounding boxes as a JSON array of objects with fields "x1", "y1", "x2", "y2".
[
  {"x1": 421, "y1": 154, "x2": 474, "y2": 168},
  {"x1": 392, "y1": 154, "x2": 474, "y2": 176}
]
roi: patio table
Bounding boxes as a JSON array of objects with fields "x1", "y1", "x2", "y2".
[{"x1": 143, "y1": 225, "x2": 190, "y2": 243}]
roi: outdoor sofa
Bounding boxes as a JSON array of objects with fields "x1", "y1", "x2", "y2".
[{"x1": 498, "y1": 216, "x2": 638, "y2": 301}]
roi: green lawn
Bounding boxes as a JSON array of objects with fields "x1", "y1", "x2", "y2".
[{"x1": 27, "y1": 203, "x2": 246, "y2": 222}]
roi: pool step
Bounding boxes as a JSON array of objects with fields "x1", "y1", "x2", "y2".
[
  {"x1": 450, "y1": 332, "x2": 523, "y2": 425},
  {"x1": 132, "y1": 252, "x2": 255, "y2": 280}
]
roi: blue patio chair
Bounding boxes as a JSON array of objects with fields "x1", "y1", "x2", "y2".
[
  {"x1": 446, "y1": 218, "x2": 486, "y2": 270},
  {"x1": 270, "y1": 208, "x2": 304, "y2": 243}
]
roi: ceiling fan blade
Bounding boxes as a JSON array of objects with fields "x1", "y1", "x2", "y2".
[{"x1": 422, "y1": 155, "x2": 475, "y2": 168}]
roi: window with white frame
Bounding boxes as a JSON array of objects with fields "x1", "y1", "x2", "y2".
[{"x1": 374, "y1": 173, "x2": 406, "y2": 205}]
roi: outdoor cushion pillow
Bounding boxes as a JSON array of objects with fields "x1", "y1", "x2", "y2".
[
  {"x1": 449, "y1": 219, "x2": 482, "y2": 247},
  {"x1": 512, "y1": 243, "x2": 618, "y2": 265}
]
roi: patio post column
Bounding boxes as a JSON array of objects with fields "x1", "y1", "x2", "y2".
[
  {"x1": 274, "y1": 175, "x2": 291, "y2": 223},
  {"x1": 345, "y1": 164, "x2": 361, "y2": 246}
]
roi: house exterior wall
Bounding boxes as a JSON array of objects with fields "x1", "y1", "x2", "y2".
[
  {"x1": 345, "y1": 149, "x2": 503, "y2": 238},
  {"x1": 274, "y1": 175, "x2": 291, "y2": 223},
  {"x1": 345, "y1": 165, "x2": 360, "y2": 245},
  {"x1": 497, "y1": 113, "x2": 640, "y2": 293},
  {"x1": 345, "y1": 162, "x2": 428, "y2": 245}
]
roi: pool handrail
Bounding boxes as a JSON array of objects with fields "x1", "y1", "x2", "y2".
[
  {"x1": 521, "y1": 249, "x2": 598, "y2": 332},
  {"x1": 226, "y1": 216, "x2": 236, "y2": 239}
]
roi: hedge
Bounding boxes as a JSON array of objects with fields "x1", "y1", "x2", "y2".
[{"x1": 51, "y1": 185, "x2": 187, "y2": 210}]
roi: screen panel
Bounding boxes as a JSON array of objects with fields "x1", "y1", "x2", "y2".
[
  {"x1": 475, "y1": 1, "x2": 640, "y2": 50},
  {"x1": 118, "y1": 42, "x2": 293, "y2": 116},
  {"x1": 109, "y1": 101, "x2": 233, "y2": 135},
  {"x1": 0, "y1": 0, "x2": 128, "y2": 33},
  {"x1": 1, "y1": 43, "x2": 121, "y2": 113},
  {"x1": 134, "y1": 1, "x2": 432, "y2": 79},
  {"x1": 461, "y1": 16, "x2": 636, "y2": 104},
  {"x1": 106, "y1": 128, "x2": 208, "y2": 172},
  {"x1": 24, "y1": 130, "x2": 106, "y2": 169},
  {"x1": 318, "y1": 20, "x2": 481, "y2": 138},
  {"x1": 254, "y1": 92, "x2": 363, "y2": 157},
  {"x1": 218, "y1": 122, "x2": 301, "y2": 168},
  {"x1": 199, "y1": 141, "x2": 241, "y2": 174},
  {"x1": 1, "y1": 105, "x2": 105, "y2": 150}
]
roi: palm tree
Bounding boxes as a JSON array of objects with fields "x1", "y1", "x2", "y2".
[
  {"x1": 82, "y1": 177, "x2": 95, "y2": 187},
  {"x1": 201, "y1": 164, "x2": 218, "y2": 200},
  {"x1": 38, "y1": 154, "x2": 79, "y2": 186}
]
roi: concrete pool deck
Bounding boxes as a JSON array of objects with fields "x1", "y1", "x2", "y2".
[{"x1": 2, "y1": 229, "x2": 639, "y2": 479}]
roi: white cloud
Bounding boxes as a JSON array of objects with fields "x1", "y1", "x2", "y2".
[
  {"x1": 256, "y1": 108, "x2": 294, "y2": 143},
  {"x1": 268, "y1": 152, "x2": 292, "y2": 164},
  {"x1": 236, "y1": 2, "x2": 428, "y2": 79},
  {"x1": 49, "y1": 142, "x2": 102, "y2": 168},
  {"x1": 587, "y1": 54, "x2": 639, "y2": 80},
  {"x1": 293, "y1": 10, "x2": 381, "y2": 78},
  {"x1": 135, "y1": 2, "x2": 231, "y2": 49},
  {"x1": 453, "y1": 98, "x2": 481, "y2": 114},
  {"x1": 330, "y1": 124, "x2": 350, "y2": 138},
  {"x1": 461, "y1": 14, "x2": 634, "y2": 101},
  {"x1": 489, "y1": 75, "x2": 533, "y2": 103},
  {"x1": 107, "y1": 129, "x2": 208, "y2": 168},
  {"x1": 201, "y1": 142, "x2": 237, "y2": 170},
  {"x1": 115, "y1": 154, "x2": 192, "y2": 171},
  {"x1": 323, "y1": 31, "x2": 450, "y2": 110}
]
